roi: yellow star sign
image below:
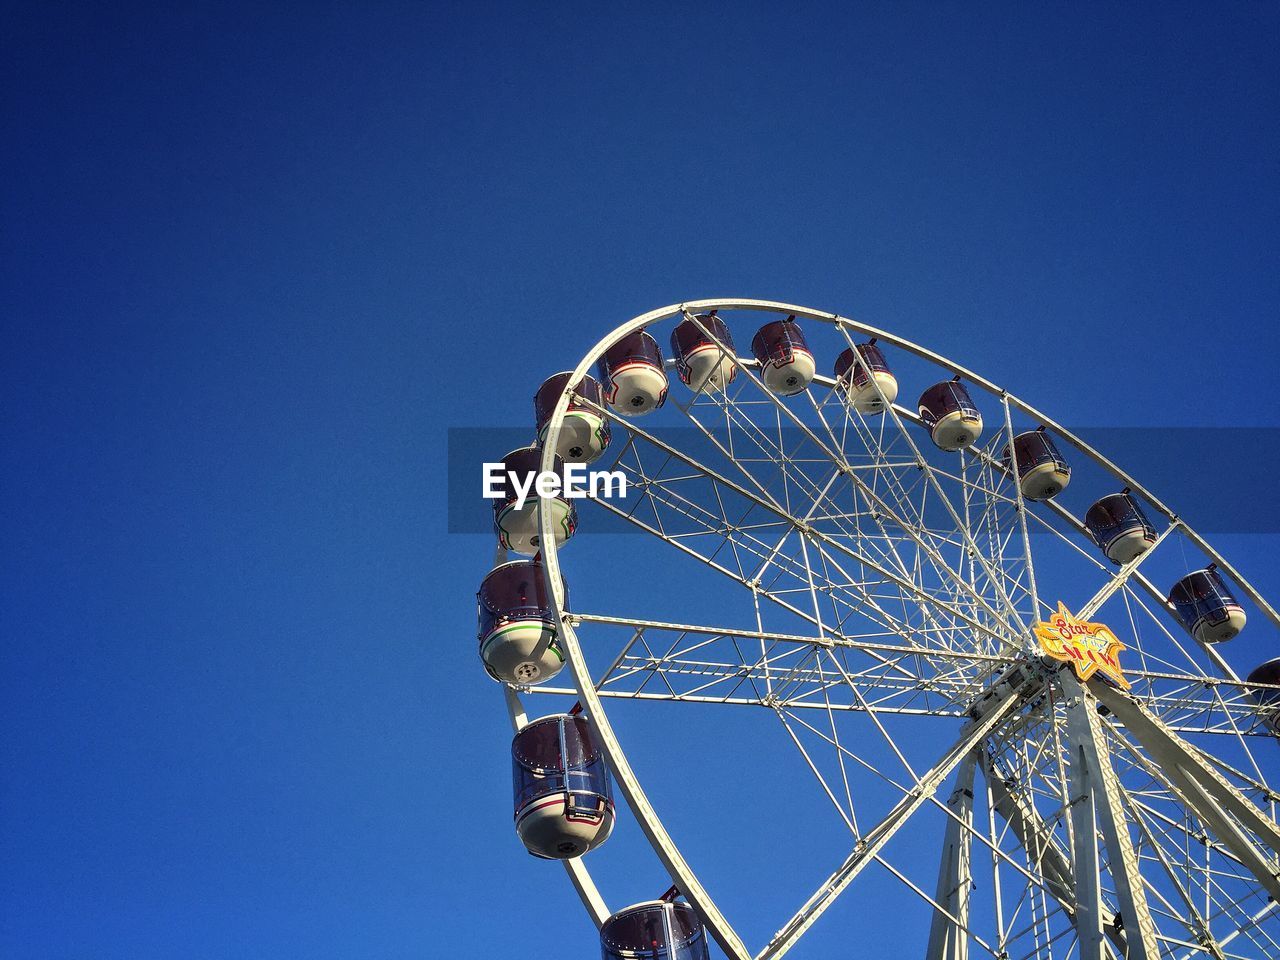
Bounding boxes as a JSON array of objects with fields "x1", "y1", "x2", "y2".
[{"x1": 1034, "y1": 602, "x2": 1130, "y2": 688}]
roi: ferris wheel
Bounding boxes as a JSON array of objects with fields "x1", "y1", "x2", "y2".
[{"x1": 475, "y1": 299, "x2": 1280, "y2": 960}]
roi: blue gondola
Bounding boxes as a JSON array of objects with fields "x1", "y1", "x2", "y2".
[
  {"x1": 1168, "y1": 567, "x2": 1246, "y2": 644},
  {"x1": 833, "y1": 341, "x2": 897, "y2": 414},
  {"x1": 600, "y1": 901, "x2": 710, "y2": 960},
  {"x1": 512, "y1": 714, "x2": 614, "y2": 859},
  {"x1": 477, "y1": 560, "x2": 565, "y2": 685},
  {"x1": 918, "y1": 379, "x2": 983, "y2": 451},
  {"x1": 750, "y1": 317, "x2": 815, "y2": 396},
  {"x1": 1003, "y1": 429, "x2": 1071, "y2": 501},
  {"x1": 1084, "y1": 492, "x2": 1157, "y2": 564}
]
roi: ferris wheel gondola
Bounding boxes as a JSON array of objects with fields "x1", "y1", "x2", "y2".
[
  {"x1": 511, "y1": 713, "x2": 614, "y2": 860},
  {"x1": 491, "y1": 445, "x2": 576, "y2": 555},
  {"x1": 669, "y1": 313, "x2": 738, "y2": 396},
  {"x1": 833, "y1": 340, "x2": 897, "y2": 414}
]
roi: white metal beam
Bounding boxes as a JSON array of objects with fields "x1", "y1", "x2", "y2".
[
  {"x1": 1088, "y1": 676, "x2": 1280, "y2": 902},
  {"x1": 925, "y1": 754, "x2": 977, "y2": 960},
  {"x1": 757, "y1": 685, "x2": 1026, "y2": 959},
  {"x1": 979, "y1": 752, "x2": 1128, "y2": 958},
  {"x1": 1061, "y1": 672, "x2": 1160, "y2": 960},
  {"x1": 1095, "y1": 677, "x2": 1280, "y2": 846}
]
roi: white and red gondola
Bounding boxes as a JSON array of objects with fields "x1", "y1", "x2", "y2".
[
  {"x1": 750, "y1": 316, "x2": 815, "y2": 396},
  {"x1": 1246, "y1": 658, "x2": 1280, "y2": 735},
  {"x1": 669, "y1": 313, "x2": 737, "y2": 395},
  {"x1": 599, "y1": 900, "x2": 710, "y2": 960},
  {"x1": 1084, "y1": 491, "x2": 1158, "y2": 564},
  {"x1": 491, "y1": 445, "x2": 577, "y2": 555},
  {"x1": 918, "y1": 378, "x2": 984, "y2": 451},
  {"x1": 1003, "y1": 428, "x2": 1071, "y2": 501},
  {"x1": 534, "y1": 372, "x2": 611, "y2": 464},
  {"x1": 597, "y1": 331, "x2": 669, "y2": 416},
  {"x1": 833, "y1": 340, "x2": 897, "y2": 414},
  {"x1": 477, "y1": 559, "x2": 564, "y2": 685},
  {"x1": 1168, "y1": 566, "x2": 1246, "y2": 644},
  {"x1": 511, "y1": 713, "x2": 614, "y2": 860}
]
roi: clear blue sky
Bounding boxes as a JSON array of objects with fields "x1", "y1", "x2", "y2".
[{"x1": 3, "y1": 3, "x2": 1278, "y2": 958}]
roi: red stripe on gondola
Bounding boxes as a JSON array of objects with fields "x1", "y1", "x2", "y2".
[{"x1": 515, "y1": 794, "x2": 615, "y2": 825}]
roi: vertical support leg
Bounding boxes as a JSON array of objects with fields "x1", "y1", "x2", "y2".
[
  {"x1": 1065, "y1": 706, "x2": 1107, "y2": 960},
  {"x1": 926, "y1": 753, "x2": 977, "y2": 960},
  {"x1": 1062, "y1": 672, "x2": 1160, "y2": 960},
  {"x1": 980, "y1": 751, "x2": 1129, "y2": 956}
]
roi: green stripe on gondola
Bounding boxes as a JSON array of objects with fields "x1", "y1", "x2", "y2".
[{"x1": 482, "y1": 623, "x2": 565, "y2": 663}]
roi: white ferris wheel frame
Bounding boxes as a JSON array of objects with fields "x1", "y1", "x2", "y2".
[{"x1": 509, "y1": 297, "x2": 1280, "y2": 960}]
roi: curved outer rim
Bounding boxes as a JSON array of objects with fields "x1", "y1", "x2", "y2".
[{"x1": 534, "y1": 297, "x2": 1280, "y2": 959}]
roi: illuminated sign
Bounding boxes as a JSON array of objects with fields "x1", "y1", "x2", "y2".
[{"x1": 1034, "y1": 602, "x2": 1130, "y2": 688}]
